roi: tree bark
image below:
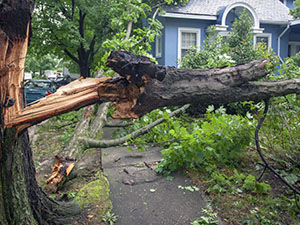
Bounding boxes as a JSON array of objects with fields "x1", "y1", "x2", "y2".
[
  {"x1": 46, "y1": 103, "x2": 110, "y2": 193},
  {"x1": 1, "y1": 129, "x2": 80, "y2": 225},
  {"x1": 79, "y1": 104, "x2": 190, "y2": 149},
  {"x1": 6, "y1": 51, "x2": 300, "y2": 133},
  {"x1": 0, "y1": 1, "x2": 80, "y2": 224}
]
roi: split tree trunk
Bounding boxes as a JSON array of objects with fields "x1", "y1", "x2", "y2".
[
  {"x1": 0, "y1": 1, "x2": 80, "y2": 224},
  {"x1": 0, "y1": 1, "x2": 37, "y2": 224}
]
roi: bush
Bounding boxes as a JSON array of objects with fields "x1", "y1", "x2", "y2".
[
  {"x1": 277, "y1": 52, "x2": 300, "y2": 79},
  {"x1": 156, "y1": 106, "x2": 255, "y2": 174},
  {"x1": 180, "y1": 10, "x2": 278, "y2": 75}
]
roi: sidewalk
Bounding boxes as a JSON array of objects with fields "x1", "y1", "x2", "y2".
[{"x1": 101, "y1": 127, "x2": 210, "y2": 225}]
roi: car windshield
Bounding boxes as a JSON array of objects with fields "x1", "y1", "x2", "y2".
[{"x1": 25, "y1": 81, "x2": 52, "y2": 89}]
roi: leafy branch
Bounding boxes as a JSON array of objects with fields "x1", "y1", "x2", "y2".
[{"x1": 255, "y1": 99, "x2": 300, "y2": 201}]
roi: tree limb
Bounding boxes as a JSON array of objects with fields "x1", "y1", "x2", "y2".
[
  {"x1": 133, "y1": 7, "x2": 160, "y2": 47},
  {"x1": 4, "y1": 51, "x2": 300, "y2": 133},
  {"x1": 105, "y1": 120, "x2": 133, "y2": 127},
  {"x1": 46, "y1": 103, "x2": 110, "y2": 192},
  {"x1": 125, "y1": 21, "x2": 133, "y2": 41},
  {"x1": 78, "y1": 104, "x2": 190, "y2": 149},
  {"x1": 64, "y1": 49, "x2": 80, "y2": 64}
]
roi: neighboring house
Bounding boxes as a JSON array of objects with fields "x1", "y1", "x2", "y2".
[{"x1": 152, "y1": 0, "x2": 300, "y2": 67}]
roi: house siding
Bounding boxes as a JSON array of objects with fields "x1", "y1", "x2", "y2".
[
  {"x1": 159, "y1": 17, "x2": 215, "y2": 67},
  {"x1": 151, "y1": 0, "x2": 299, "y2": 67},
  {"x1": 260, "y1": 24, "x2": 290, "y2": 58},
  {"x1": 286, "y1": 0, "x2": 295, "y2": 9},
  {"x1": 155, "y1": 19, "x2": 293, "y2": 66}
]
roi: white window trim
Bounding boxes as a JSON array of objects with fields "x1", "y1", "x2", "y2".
[
  {"x1": 155, "y1": 35, "x2": 162, "y2": 58},
  {"x1": 254, "y1": 33, "x2": 272, "y2": 49},
  {"x1": 289, "y1": 41, "x2": 300, "y2": 57},
  {"x1": 178, "y1": 27, "x2": 201, "y2": 61}
]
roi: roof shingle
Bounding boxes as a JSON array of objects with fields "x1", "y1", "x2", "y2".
[{"x1": 163, "y1": 0, "x2": 293, "y2": 23}]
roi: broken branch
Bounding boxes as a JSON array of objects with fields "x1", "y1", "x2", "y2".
[
  {"x1": 78, "y1": 104, "x2": 190, "y2": 149},
  {"x1": 5, "y1": 51, "x2": 300, "y2": 133}
]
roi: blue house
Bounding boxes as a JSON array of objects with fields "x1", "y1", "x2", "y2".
[{"x1": 152, "y1": 0, "x2": 300, "y2": 67}]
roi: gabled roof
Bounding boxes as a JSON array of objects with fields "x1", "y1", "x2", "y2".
[{"x1": 162, "y1": 0, "x2": 294, "y2": 24}]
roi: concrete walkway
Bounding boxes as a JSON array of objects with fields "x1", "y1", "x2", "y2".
[{"x1": 101, "y1": 127, "x2": 210, "y2": 225}]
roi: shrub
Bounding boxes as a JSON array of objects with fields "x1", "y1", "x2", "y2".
[{"x1": 156, "y1": 106, "x2": 255, "y2": 174}]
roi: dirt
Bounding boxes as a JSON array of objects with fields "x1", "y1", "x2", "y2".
[{"x1": 29, "y1": 119, "x2": 112, "y2": 225}]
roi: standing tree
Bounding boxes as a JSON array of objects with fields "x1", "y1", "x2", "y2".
[
  {"x1": 290, "y1": 0, "x2": 300, "y2": 18},
  {"x1": 25, "y1": 54, "x2": 60, "y2": 77},
  {"x1": 30, "y1": 0, "x2": 189, "y2": 78},
  {"x1": 0, "y1": 1, "x2": 81, "y2": 224},
  {"x1": 31, "y1": 0, "x2": 114, "y2": 77}
]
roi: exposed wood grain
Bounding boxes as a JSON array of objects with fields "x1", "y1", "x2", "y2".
[{"x1": 4, "y1": 51, "x2": 300, "y2": 133}]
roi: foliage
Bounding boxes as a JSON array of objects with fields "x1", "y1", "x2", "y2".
[
  {"x1": 25, "y1": 54, "x2": 60, "y2": 77},
  {"x1": 31, "y1": 0, "x2": 114, "y2": 77},
  {"x1": 180, "y1": 10, "x2": 279, "y2": 73},
  {"x1": 277, "y1": 52, "x2": 300, "y2": 78},
  {"x1": 156, "y1": 106, "x2": 254, "y2": 174},
  {"x1": 178, "y1": 185, "x2": 200, "y2": 192},
  {"x1": 100, "y1": 0, "x2": 189, "y2": 74},
  {"x1": 191, "y1": 204, "x2": 219, "y2": 225},
  {"x1": 116, "y1": 106, "x2": 255, "y2": 174},
  {"x1": 290, "y1": 0, "x2": 300, "y2": 18},
  {"x1": 180, "y1": 34, "x2": 234, "y2": 69},
  {"x1": 50, "y1": 110, "x2": 81, "y2": 144},
  {"x1": 102, "y1": 211, "x2": 118, "y2": 225},
  {"x1": 31, "y1": 0, "x2": 189, "y2": 77},
  {"x1": 101, "y1": 0, "x2": 163, "y2": 66},
  {"x1": 242, "y1": 175, "x2": 272, "y2": 194},
  {"x1": 260, "y1": 95, "x2": 300, "y2": 185},
  {"x1": 226, "y1": 10, "x2": 255, "y2": 65}
]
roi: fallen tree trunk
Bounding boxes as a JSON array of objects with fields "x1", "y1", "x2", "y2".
[
  {"x1": 5, "y1": 51, "x2": 300, "y2": 133},
  {"x1": 46, "y1": 103, "x2": 190, "y2": 192},
  {"x1": 46, "y1": 103, "x2": 110, "y2": 193}
]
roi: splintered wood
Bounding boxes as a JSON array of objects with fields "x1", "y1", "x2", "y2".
[
  {"x1": 0, "y1": 24, "x2": 30, "y2": 130},
  {"x1": 46, "y1": 156, "x2": 75, "y2": 193},
  {"x1": 5, "y1": 76, "x2": 136, "y2": 132},
  {"x1": 4, "y1": 50, "x2": 300, "y2": 135}
]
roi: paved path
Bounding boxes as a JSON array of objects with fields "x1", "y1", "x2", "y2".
[{"x1": 101, "y1": 126, "x2": 210, "y2": 225}]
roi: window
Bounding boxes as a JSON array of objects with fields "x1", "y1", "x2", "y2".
[
  {"x1": 288, "y1": 42, "x2": 300, "y2": 57},
  {"x1": 156, "y1": 35, "x2": 162, "y2": 58},
  {"x1": 254, "y1": 33, "x2": 272, "y2": 49},
  {"x1": 178, "y1": 28, "x2": 200, "y2": 60}
]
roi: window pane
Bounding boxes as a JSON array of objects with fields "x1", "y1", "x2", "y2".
[
  {"x1": 296, "y1": 45, "x2": 300, "y2": 55},
  {"x1": 156, "y1": 35, "x2": 162, "y2": 57},
  {"x1": 181, "y1": 49, "x2": 189, "y2": 58},
  {"x1": 158, "y1": 37, "x2": 162, "y2": 54},
  {"x1": 289, "y1": 44, "x2": 300, "y2": 57},
  {"x1": 181, "y1": 32, "x2": 197, "y2": 48}
]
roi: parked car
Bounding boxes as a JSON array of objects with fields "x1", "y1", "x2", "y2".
[
  {"x1": 24, "y1": 80, "x2": 57, "y2": 105},
  {"x1": 55, "y1": 75, "x2": 73, "y2": 87},
  {"x1": 47, "y1": 74, "x2": 57, "y2": 81}
]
